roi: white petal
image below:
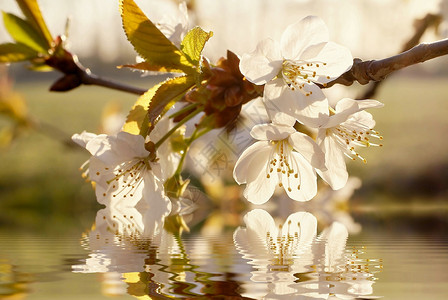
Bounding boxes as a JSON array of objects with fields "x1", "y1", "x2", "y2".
[
  {"x1": 317, "y1": 135, "x2": 348, "y2": 190},
  {"x1": 233, "y1": 141, "x2": 271, "y2": 184},
  {"x1": 239, "y1": 38, "x2": 283, "y2": 85},
  {"x1": 324, "y1": 98, "x2": 383, "y2": 128},
  {"x1": 250, "y1": 123, "x2": 296, "y2": 141},
  {"x1": 335, "y1": 98, "x2": 383, "y2": 114},
  {"x1": 301, "y1": 42, "x2": 353, "y2": 83},
  {"x1": 243, "y1": 164, "x2": 278, "y2": 204},
  {"x1": 264, "y1": 79, "x2": 329, "y2": 127},
  {"x1": 281, "y1": 16, "x2": 329, "y2": 60},
  {"x1": 346, "y1": 110, "x2": 376, "y2": 129},
  {"x1": 294, "y1": 83, "x2": 330, "y2": 127},
  {"x1": 289, "y1": 132, "x2": 326, "y2": 170},
  {"x1": 114, "y1": 131, "x2": 149, "y2": 159},
  {"x1": 72, "y1": 131, "x2": 99, "y2": 148},
  {"x1": 85, "y1": 132, "x2": 148, "y2": 166},
  {"x1": 282, "y1": 152, "x2": 317, "y2": 201}
]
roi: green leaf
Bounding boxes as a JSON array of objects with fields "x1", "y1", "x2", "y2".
[
  {"x1": 0, "y1": 43, "x2": 38, "y2": 62},
  {"x1": 180, "y1": 27, "x2": 213, "y2": 66},
  {"x1": 123, "y1": 81, "x2": 164, "y2": 136},
  {"x1": 147, "y1": 75, "x2": 195, "y2": 131},
  {"x1": 15, "y1": 0, "x2": 53, "y2": 47},
  {"x1": 122, "y1": 75, "x2": 195, "y2": 136},
  {"x1": 2, "y1": 12, "x2": 49, "y2": 53},
  {"x1": 119, "y1": 0, "x2": 195, "y2": 74}
]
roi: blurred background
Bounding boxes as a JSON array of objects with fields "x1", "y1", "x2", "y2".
[{"x1": 1, "y1": 0, "x2": 447, "y2": 232}]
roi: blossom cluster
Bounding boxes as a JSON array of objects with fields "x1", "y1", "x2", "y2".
[
  {"x1": 234, "y1": 16, "x2": 383, "y2": 204},
  {"x1": 72, "y1": 14, "x2": 383, "y2": 216}
]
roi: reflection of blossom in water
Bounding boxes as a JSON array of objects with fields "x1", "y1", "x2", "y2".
[
  {"x1": 234, "y1": 209, "x2": 317, "y2": 297},
  {"x1": 72, "y1": 205, "x2": 165, "y2": 274},
  {"x1": 72, "y1": 199, "x2": 200, "y2": 298},
  {"x1": 233, "y1": 209, "x2": 381, "y2": 299}
]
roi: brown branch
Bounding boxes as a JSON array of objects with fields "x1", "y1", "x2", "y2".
[
  {"x1": 324, "y1": 38, "x2": 448, "y2": 90},
  {"x1": 80, "y1": 70, "x2": 146, "y2": 95},
  {"x1": 44, "y1": 39, "x2": 147, "y2": 95}
]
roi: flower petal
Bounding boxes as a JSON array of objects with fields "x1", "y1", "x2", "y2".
[
  {"x1": 72, "y1": 131, "x2": 99, "y2": 148},
  {"x1": 317, "y1": 134, "x2": 348, "y2": 190},
  {"x1": 239, "y1": 38, "x2": 283, "y2": 85},
  {"x1": 289, "y1": 132, "x2": 326, "y2": 170},
  {"x1": 85, "y1": 132, "x2": 148, "y2": 166},
  {"x1": 300, "y1": 41, "x2": 353, "y2": 83},
  {"x1": 233, "y1": 141, "x2": 271, "y2": 184},
  {"x1": 281, "y1": 16, "x2": 329, "y2": 60},
  {"x1": 282, "y1": 151, "x2": 317, "y2": 201},
  {"x1": 243, "y1": 167, "x2": 277, "y2": 204},
  {"x1": 324, "y1": 98, "x2": 383, "y2": 128},
  {"x1": 250, "y1": 123, "x2": 296, "y2": 141},
  {"x1": 264, "y1": 78, "x2": 329, "y2": 127}
]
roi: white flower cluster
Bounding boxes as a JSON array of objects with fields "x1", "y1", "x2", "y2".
[
  {"x1": 72, "y1": 15, "x2": 383, "y2": 213},
  {"x1": 234, "y1": 16, "x2": 383, "y2": 204}
]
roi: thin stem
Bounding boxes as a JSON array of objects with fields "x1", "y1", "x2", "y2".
[
  {"x1": 154, "y1": 106, "x2": 203, "y2": 149},
  {"x1": 174, "y1": 127, "x2": 211, "y2": 176},
  {"x1": 169, "y1": 102, "x2": 200, "y2": 119},
  {"x1": 80, "y1": 70, "x2": 147, "y2": 95}
]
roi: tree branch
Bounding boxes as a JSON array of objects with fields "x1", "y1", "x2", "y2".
[
  {"x1": 324, "y1": 38, "x2": 448, "y2": 89},
  {"x1": 45, "y1": 43, "x2": 147, "y2": 95},
  {"x1": 80, "y1": 69, "x2": 147, "y2": 95}
]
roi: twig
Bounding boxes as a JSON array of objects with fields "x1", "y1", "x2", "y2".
[
  {"x1": 45, "y1": 48, "x2": 147, "y2": 95},
  {"x1": 323, "y1": 38, "x2": 448, "y2": 89},
  {"x1": 80, "y1": 70, "x2": 147, "y2": 95}
]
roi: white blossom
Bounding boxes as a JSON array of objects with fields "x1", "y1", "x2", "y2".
[
  {"x1": 233, "y1": 118, "x2": 325, "y2": 204},
  {"x1": 240, "y1": 16, "x2": 352, "y2": 127},
  {"x1": 72, "y1": 131, "x2": 172, "y2": 216},
  {"x1": 317, "y1": 98, "x2": 384, "y2": 190}
]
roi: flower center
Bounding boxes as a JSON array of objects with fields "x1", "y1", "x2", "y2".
[
  {"x1": 100, "y1": 159, "x2": 148, "y2": 200},
  {"x1": 329, "y1": 123, "x2": 383, "y2": 163},
  {"x1": 281, "y1": 59, "x2": 329, "y2": 95},
  {"x1": 266, "y1": 140, "x2": 301, "y2": 192}
]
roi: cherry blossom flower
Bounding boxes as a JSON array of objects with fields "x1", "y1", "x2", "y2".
[
  {"x1": 317, "y1": 98, "x2": 384, "y2": 190},
  {"x1": 72, "y1": 131, "x2": 171, "y2": 214},
  {"x1": 233, "y1": 118, "x2": 325, "y2": 204},
  {"x1": 239, "y1": 16, "x2": 352, "y2": 126}
]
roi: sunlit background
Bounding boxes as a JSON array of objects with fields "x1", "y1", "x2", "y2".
[{"x1": 1, "y1": 0, "x2": 448, "y2": 299}]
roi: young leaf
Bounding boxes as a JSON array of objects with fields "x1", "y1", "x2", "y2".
[
  {"x1": 123, "y1": 81, "x2": 164, "y2": 136},
  {"x1": 2, "y1": 12, "x2": 49, "y2": 53},
  {"x1": 119, "y1": 0, "x2": 194, "y2": 74},
  {"x1": 180, "y1": 27, "x2": 213, "y2": 66},
  {"x1": 122, "y1": 76, "x2": 196, "y2": 136},
  {"x1": 0, "y1": 43, "x2": 38, "y2": 62},
  {"x1": 147, "y1": 75, "x2": 196, "y2": 131},
  {"x1": 15, "y1": 0, "x2": 53, "y2": 47}
]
